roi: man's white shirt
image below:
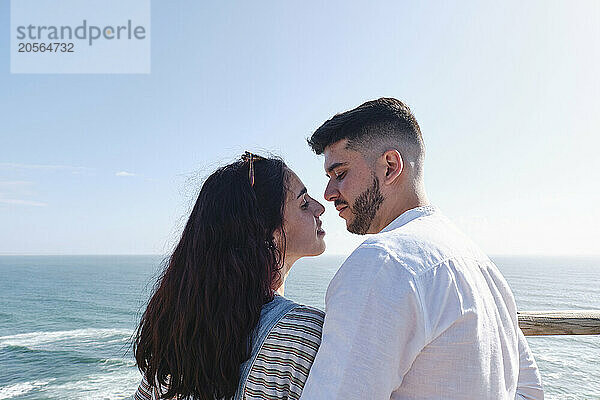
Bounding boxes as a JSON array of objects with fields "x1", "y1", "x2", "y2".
[{"x1": 300, "y1": 206, "x2": 543, "y2": 400}]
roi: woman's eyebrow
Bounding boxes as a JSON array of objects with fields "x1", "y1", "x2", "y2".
[{"x1": 297, "y1": 187, "x2": 307, "y2": 199}]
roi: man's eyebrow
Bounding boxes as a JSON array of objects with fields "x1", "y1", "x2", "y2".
[
  {"x1": 326, "y1": 162, "x2": 348, "y2": 174},
  {"x1": 297, "y1": 187, "x2": 307, "y2": 199}
]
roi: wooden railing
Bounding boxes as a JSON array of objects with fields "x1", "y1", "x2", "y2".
[{"x1": 518, "y1": 310, "x2": 600, "y2": 336}]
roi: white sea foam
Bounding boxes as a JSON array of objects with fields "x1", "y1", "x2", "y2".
[
  {"x1": 99, "y1": 357, "x2": 137, "y2": 370},
  {"x1": 39, "y1": 368, "x2": 141, "y2": 400},
  {"x1": 0, "y1": 379, "x2": 54, "y2": 400},
  {"x1": 0, "y1": 328, "x2": 132, "y2": 350}
]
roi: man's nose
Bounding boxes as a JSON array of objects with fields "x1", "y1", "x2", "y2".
[{"x1": 324, "y1": 180, "x2": 338, "y2": 202}]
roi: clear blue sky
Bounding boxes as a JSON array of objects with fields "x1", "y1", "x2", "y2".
[{"x1": 1, "y1": 0, "x2": 599, "y2": 255}]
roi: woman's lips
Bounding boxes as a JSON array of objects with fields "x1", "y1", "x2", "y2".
[{"x1": 316, "y1": 222, "x2": 325, "y2": 236}]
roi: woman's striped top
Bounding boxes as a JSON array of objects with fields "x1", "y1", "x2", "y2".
[{"x1": 133, "y1": 305, "x2": 325, "y2": 400}]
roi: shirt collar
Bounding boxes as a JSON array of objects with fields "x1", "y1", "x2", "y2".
[{"x1": 379, "y1": 205, "x2": 439, "y2": 233}]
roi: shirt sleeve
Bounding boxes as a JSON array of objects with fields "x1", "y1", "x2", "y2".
[
  {"x1": 244, "y1": 306, "x2": 325, "y2": 400},
  {"x1": 133, "y1": 373, "x2": 172, "y2": 400},
  {"x1": 133, "y1": 374, "x2": 152, "y2": 400},
  {"x1": 514, "y1": 328, "x2": 544, "y2": 400},
  {"x1": 300, "y1": 245, "x2": 427, "y2": 400}
]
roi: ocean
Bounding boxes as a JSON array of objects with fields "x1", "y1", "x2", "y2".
[{"x1": 0, "y1": 255, "x2": 598, "y2": 399}]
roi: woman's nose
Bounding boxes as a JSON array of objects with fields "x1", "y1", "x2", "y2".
[{"x1": 313, "y1": 200, "x2": 325, "y2": 216}]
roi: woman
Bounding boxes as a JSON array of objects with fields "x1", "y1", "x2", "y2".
[{"x1": 134, "y1": 152, "x2": 326, "y2": 400}]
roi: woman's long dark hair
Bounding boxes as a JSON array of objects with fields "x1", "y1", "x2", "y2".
[{"x1": 134, "y1": 157, "x2": 288, "y2": 399}]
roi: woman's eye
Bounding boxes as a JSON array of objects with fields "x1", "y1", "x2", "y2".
[{"x1": 301, "y1": 195, "x2": 309, "y2": 209}]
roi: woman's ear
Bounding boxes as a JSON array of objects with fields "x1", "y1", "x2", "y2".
[
  {"x1": 272, "y1": 227, "x2": 284, "y2": 252},
  {"x1": 270, "y1": 227, "x2": 287, "y2": 292}
]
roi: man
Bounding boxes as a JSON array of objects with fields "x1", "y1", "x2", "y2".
[{"x1": 300, "y1": 98, "x2": 543, "y2": 399}]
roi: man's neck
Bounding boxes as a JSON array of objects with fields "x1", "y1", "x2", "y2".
[{"x1": 373, "y1": 188, "x2": 429, "y2": 233}]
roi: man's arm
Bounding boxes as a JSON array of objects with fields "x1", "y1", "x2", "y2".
[
  {"x1": 300, "y1": 246, "x2": 427, "y2": 400},
  {"x1": 515, "y1": 328, "x2": 544, "y2": 400}
]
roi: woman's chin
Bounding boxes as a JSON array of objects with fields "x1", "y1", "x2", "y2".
[
  {"x1": 314, "y1": 241, "x2": 326, "y2": 256},
  {"x1": 301, "y1": 247, "x2": 326, "y2": 258}
]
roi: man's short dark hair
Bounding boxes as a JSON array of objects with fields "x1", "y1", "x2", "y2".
[{"x1": 307, "y1": 98, "x2": 424, "y2": 162}]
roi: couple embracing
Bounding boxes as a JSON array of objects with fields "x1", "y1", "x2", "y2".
[{"x1": 133, "y1": 98, "x2": 544, "y2": 400}]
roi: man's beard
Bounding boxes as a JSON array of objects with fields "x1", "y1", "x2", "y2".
[{"x1": 347, "y1": 176, "x2": 384, "y2": 235}]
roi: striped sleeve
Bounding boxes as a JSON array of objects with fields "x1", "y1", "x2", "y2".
[
  {"x1": 243, "y1": 306, "x2": 325, "y2": 400},
  {"x1": 133, "y1": 373, "x2": 154, "y2": 400},
  {"x1": 134, "y1": 373, "x2": 172, "y2": 400}
]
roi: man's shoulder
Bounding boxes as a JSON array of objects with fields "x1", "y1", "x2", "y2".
[
  {"x1": 347, "y1": 225, "x2": 438, "y2": 276},
  {"x1": 345, "y1": 239, "x2": 409, "y2": 269},
  {"x1": 333, "y1": 240, "x2": 419, "y2": 289},
  {"x1": 358, "y1": 212, "x2": 489, "y2": 274}
]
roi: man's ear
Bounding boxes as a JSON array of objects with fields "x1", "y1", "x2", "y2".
[{"x1": 382, "y1": 149, "x2": 403, "y2": 185}]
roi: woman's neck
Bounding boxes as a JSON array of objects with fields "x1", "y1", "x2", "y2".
[
  {"x1": 276, "y1": 284, "x2": 285, "y2": 296},
  {"x1": 274, "y1": 256, "x2": 297, "y2": 296}
]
